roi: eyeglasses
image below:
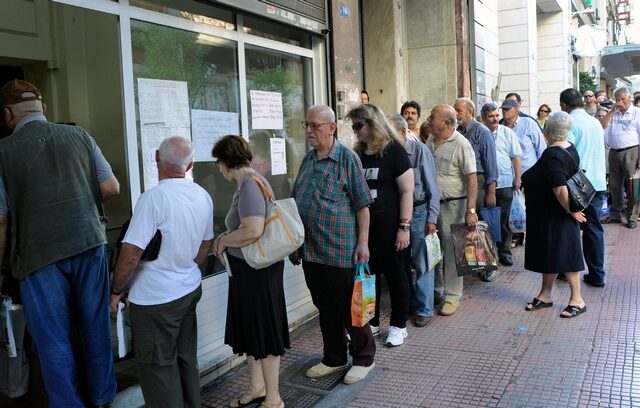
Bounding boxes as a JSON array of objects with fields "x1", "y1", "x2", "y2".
[
  {"x1": 540, "y1": 109, "x2": 549, "y2": 113},
  {"x1": 584, "y1": 95, "x2": 594, "y2": 98},
  {"x1": 351, "y1": 121, "x2": 367, "y2": 131},
  {"x1": 301, "y1": 121, "x2": 331, "y2": 130}
]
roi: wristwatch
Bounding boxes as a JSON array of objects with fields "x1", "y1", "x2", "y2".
[
  {"x1": 398, "y1": 224, "x2": 410, "y2": 231},
  {"x1": 467, "y1": 208, "x2": 476, "y2": 214}
]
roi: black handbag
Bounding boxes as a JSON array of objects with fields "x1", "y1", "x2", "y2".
[
  {"x1": 116, "y1": 219, "x2": 162, "y2": 261},
  {"x1": 559, "y1": 147, "x2": 596, "y2": 212}
]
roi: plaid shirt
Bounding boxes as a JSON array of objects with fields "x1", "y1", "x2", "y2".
[{"x1": 293, "y1": 141, "x2": 373, "y2": 268}]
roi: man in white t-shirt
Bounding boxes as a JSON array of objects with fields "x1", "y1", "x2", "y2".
[{"x1": 110, "y1": 136, "x2": 214, "y2": 408}]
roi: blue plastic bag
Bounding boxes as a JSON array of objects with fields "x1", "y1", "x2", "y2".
[
  {"x1": 509, "y1": 190, "x2": 526, "y2": 233},
  {"x1": 351, "y1": 263, "x2": 376, "y2": 327},
  {"x1": 478, "y1": 206, "x2": 502, "y2": 243}
]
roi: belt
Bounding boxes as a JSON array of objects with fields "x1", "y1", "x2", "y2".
[
  {"x1": 440, "y1": 196, "x2": 466, "y2": 203},
  {"x1": 413, "y1": 198, "x2": 428, "y2": 207},
  {"x1": 612, "y1": 145, "x2": 639, "y2": 153}
]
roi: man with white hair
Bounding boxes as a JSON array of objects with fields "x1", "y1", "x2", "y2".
[
  {"x1": 600, "y1": 87, "x2": 640, "y2": 229},
  {"x1": 110, "y1": 136, "x2": 214, "y2": 408},
  {"x1": 388, "y1": 113, "x2": 440, "y2": 327},
  {"x1": 0, "y1": 79, "x2": 119, "y2": 407}
]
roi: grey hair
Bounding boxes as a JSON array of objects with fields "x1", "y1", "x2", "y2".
[
  {"x1": 614, "y1": 87, "x2": 631, "y2": 98},
  {"x1": 480, "y1": 102, "x2": 498, "y2": 118},
  {"x1": 387, "y1": 113, "x2": 408, "y2": 133},
  {"x1": 544, "y1": 111, "x2": 573, "y2": 142},
  {"x1": 158, "y1": 136, "x2": 194, "y2": 172},
  {"x1": 454, "y1": 97, "x2": 475, "y2": 114},
  {"x1": 308, "y1": 105, "x2": 336, "y2": 123}
]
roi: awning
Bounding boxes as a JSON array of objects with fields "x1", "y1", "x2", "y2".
[
  {"x1": 574, "y1": 25, "x2": 607, "y2": 58},
  {"x1": 601, "y1": 44, "x2": 640, "y2": 79}
]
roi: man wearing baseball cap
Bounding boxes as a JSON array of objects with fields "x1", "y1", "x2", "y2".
[{"x1": 0, "y1": 79, "x2": 119, "y2": 407}]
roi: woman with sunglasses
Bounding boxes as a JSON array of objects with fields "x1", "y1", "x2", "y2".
[
  {"x1": 346, "y1": 104, "x2": 414, "y2": 347},
  {"x1": 536, "y1": 104, "x2": 552, "y2": 131}
]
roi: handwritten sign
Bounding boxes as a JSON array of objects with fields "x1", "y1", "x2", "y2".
[
  {"x1": 250, "y1": 90, "x2": 283, "y2": 130},
  {"x1": 191, "y1": 110, "x2": 240, "y2": 162}
]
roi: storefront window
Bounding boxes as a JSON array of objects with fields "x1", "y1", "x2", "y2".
[
  {"x1": 245, "y1": 45, "x2": 314, "y2": 201},
  {"x1": 131, "y1": 19, "x2": 240, "y2": 276},
  {"x1": 242, "y1": 14, "x2": 312, "y2": 48},
  {"x1": 131, "y1": 0, "x2": 236, "y2": 31}
]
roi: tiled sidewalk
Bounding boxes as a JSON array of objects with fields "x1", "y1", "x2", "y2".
[{"x1": 202, "y1": 224, "x2": 639, "y2": 408}]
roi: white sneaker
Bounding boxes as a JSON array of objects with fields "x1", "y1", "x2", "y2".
[
  {"x1": 369, "y1": 325, "x2": 380, "y2": 336},
  {"x1": 385, "y1": 326, "x2": 407, "y2": 347}
]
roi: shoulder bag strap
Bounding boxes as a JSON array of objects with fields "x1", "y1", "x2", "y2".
[{"x1": 249, "y1": 175, "x2": 274, "y2": 203}]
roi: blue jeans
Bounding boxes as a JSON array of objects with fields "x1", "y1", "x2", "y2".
[
  {"x1": 409, "y1": 203, "x2": 434, "y2": 317},
  {"x1": 582, "y1": 191, "x2": 606, "y2": 282},
  {"x1": 20, "y1": 245, "x2": 116, "y2": 407}
]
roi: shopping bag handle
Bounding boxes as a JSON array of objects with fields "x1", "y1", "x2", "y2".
[{"x1": 356, "y1": 262, "x2": 371, "y2": 277}]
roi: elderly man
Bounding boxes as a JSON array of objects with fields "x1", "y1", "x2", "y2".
[
  {"x1": 600, "y1": 87, "x2": 640, "y2": 229},
  {"x1": 401, "y1": 100, "x2": 422, "y2": 141},
  {"x1": 481, "y1": 103, "x2": 522, "y2": 267},
  {"x1": 388, "y1": 113, "x2": 440, "y2": 327},
  {"x1": 560, "y1": 88, "x2": 607, "y2": 287},
  {"x1": 291, "y1": 105, "x2": 376, "y2": 384},
  {"x1": 501, "y1": 99, "x2": 545, "y2": 174},
  {"x1": 110, "y1": 136, "x2": 213, "y2": 408},
  {"x1": 425, "y1": 104, "x2": 477, "y2": 316},
  {"x1": 0, "y1": 79, "x2": 119, "y2": 407}
]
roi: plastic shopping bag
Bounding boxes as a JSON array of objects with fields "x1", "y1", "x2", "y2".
[
  {"x1": 509, "y1": 190, "x2": 526, "y2": 233},
  {"x1": 601, "y1": 194, "x2": 610, "y2": 220},
  {"x1": 351, "y1": 263, "x2": 376, "y2": 327},
  {"x1": 425, "y1": 233, "x2": 443, "y2": 271},
  {"x1": 450, "y1": 221, "x2": 499, "y2": 277},
  {"x1": 478, "y1": 206, "x2": 502, "y2": 243},
  {"x1": 1, "y1": 297, "x2": 29, "y2": 398}
]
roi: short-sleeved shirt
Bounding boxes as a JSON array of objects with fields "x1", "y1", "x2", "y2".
[
  {"x1": 567, "y1": 109, "x2": 607, "y2": 192},
  {"x1": 604, "y1": 105, "x2": 640, "y2": 149},
  {"x1": 426, "y1": 130, "x2": 477, "y2": 200},
  {"x1": 358, "y1": 141, "x2": 412, "y2": 218},
  {"x1": 225, "y1": 172, "x2": 270, "y2": 259},
  {"x1": 293, "y1": 141, "x2": 373, "y2": 268},
  {"x1": 407, "y1": 139, "x2": 440, "y2": 224},
  {"x1": 124, "y1": 178, "x2": 214, "y2": 306},
  {"x1": 492, "y1": 125, "x2": 522, "y2": 189},
  {"x1": 458, "y1": 119, "x2": 498, "y2": 187},
  {"x1": 511, "y1": 116, "x2": 546, "y2": 173},
  {"x1": 0, "y1": 114, "x2": 113, "y2": 215}
]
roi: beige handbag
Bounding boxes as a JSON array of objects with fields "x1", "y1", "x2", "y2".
[{"x1": 241, "y1": 176, "x2": 305, "y2": 269}]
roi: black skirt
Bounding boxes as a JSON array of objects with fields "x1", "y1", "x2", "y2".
[
  {"x1": 224, "y1": 254, "x2": 290, "y2": 359},
  {"x1": 524, "y1": 213, "x2": 584, "y2": 273}
]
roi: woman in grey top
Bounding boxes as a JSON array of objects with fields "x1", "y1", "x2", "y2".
[{"x1": 212, "y1": 135, "x2": 288, "y2": 408}]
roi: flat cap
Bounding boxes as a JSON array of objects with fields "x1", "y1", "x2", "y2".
[
  {"x1": 0, "y1": 79, "x2": 42, "y2": 106},
  {"x1": 500, "y1": 99, "x2": 519, "y2": 109}
]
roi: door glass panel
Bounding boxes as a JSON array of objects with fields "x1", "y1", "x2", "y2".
[
  {"x1": 244, "y1": 44, "x2": 313, "y2": 200},
  {"x1": 131, "y1": 0, "x2": 236, "y2": 30},
  {"x1": 131, "y1": 19, "x2": 240, "y2": 277}
]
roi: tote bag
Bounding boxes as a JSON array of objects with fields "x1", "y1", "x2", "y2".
[
  {"x1": 241, "y1": 176, "x2": 305, "y2": 269},
  {"x1": 351, "y1": 263, "x2": 376, "y2": 327}
]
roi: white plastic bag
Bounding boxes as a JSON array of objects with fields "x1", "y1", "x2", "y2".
[
  {"x1": 425, "y1": 233, "x2": 443, "y2": 270},
  {"x1": 509, "y1": 190, "x2": 526, "y2": 233},
  {"x1": 1, "y1": 298, "x2": 29, "y2": 398}
]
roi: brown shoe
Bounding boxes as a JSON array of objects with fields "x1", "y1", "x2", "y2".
[
  {"x1": 439, "y1": 301, "x2": 458, "y2": 316},
  {"x1": 414, "y1": 315, "x2": 432, "y2": 327}
]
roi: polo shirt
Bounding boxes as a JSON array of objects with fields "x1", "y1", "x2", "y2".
[
  {"x1": 604, "y1": 105, "x2": 640, "y2": 149},
  {"x1": 568, "y1": 109, "x2": 607, "y2": 192},
  {"x1": 425, "y1": 130, "x2": 476, "y2": 200}
]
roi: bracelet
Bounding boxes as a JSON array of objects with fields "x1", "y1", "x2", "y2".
[
  {"x1": 399, "y1": 218, "x2": 411, "y2": 224},
  {"x1": 111, "y1": 289, "x2": 122, "y2": 296}
]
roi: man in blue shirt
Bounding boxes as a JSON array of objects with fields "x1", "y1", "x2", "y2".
[{"x1": 561, "y1": 88, "x2": 607, "y2": 287}]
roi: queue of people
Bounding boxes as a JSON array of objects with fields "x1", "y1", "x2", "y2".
[{"x1": 0, "y1": 77, "x2": 633, "y2": 408}]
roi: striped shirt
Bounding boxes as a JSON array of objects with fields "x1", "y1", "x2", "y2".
[{"x1": 293, "y1": 141, "x2": 373, "y2": 268}]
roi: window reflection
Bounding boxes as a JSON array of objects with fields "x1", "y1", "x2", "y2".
[{"x1": 131, "y1": 0, "x2": 236, "y2": 31}]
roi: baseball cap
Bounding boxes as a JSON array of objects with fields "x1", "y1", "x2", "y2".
[
  {"x1": 0, "y1": 79, "x2": 42, "y2": 106},
  {"x1": 600, "y1": 98, "x2": 614, "y2": 107},
  {"x1": 500, "y1": 99, "x2": 518, "y2": 109}
]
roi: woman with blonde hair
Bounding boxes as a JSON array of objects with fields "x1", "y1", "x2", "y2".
[{"x1": 346, "y1": 104, "x2": 414, "y2": 347}]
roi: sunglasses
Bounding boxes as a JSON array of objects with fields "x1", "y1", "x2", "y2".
[
  {"x1": 584, "y1": 95, "x2": 594, "y2": 98},
  {"x1": 351, "y1": 121, "x2": 366, "y2": 131},
  {"x1": 540, "y1": 109, "x2": 549, "y2": 113}
]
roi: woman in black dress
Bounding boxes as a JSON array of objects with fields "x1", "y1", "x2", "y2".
[
  {"x1": 346, "y1": 104, "x2": 414, "y2": 347},
  {"x1": 212, "y1": 136, "x2": 288, "y2": 408},
  {"x1": 522, "y1": 111, "x2": 587, "y2": 318}
]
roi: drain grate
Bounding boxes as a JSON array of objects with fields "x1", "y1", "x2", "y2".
[
  {"x1": 287, "y1": 362, "x2": 349, "y2": 391},
  {"x1": 280, "y1": 385, "x2": 323, "y2": 408}
]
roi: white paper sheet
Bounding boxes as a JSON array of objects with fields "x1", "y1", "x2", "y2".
[
  {"x1": 250, "y1": 90, "x2": 283, "y2": 130},
  {"x1": 116, "y1": 301, "x2": 127, "y2": 358},
  {"x1": 191, "y1": 110, "x2": 240, "y2": 162},
  {"x1": 269, "y1": 138, "x2": 287, "y2": 175}
]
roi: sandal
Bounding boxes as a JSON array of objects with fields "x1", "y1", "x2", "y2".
[
  {"x1": 260, "y1": 400, "x2": 284, "y2": 408},
  {"x1": 560, "y1": 304, "x2": 586, "y2": 318},
  {"x1": 525, "y1": 297, "x2": 553, "y2": 311},
  {"x1": 230, "y1": 389, "x2": 266, "y2": 408}
]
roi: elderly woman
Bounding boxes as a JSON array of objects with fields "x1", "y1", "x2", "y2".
[
  {"x1": 346, "y1": 104, "x2": 414, "y2": 347},
  {"x1": 536, "y1": 104, "x2": 551, "y2": 130},
  {"x1": 212, "y1": 135, "x2": 288, "y2": 408},
  {"x1": 522, "y1": 112, "x2": 587, "y2": 318}
]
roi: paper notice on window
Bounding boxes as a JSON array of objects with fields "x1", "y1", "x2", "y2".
[
  {"x1": 191, "y1": 110, "x2": 240, "y2": 162},
  {"x1": 250, "y1": 90, "x2": 283, "y2": 130},
  {"x1": 270, "y1": 138, "x2": 287, "y2": 175},
  {"x1": 137, "y1": 78, "x2": 191, "y2": 190}
]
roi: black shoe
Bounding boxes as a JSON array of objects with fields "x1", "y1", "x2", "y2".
[
  {"x1": 556, "y1": 273, "x2": 567, "y2": 281},
  {"x1": 499, "y1": 255, "x2": 513, "y2": 266},
  {"x1": 583, "y1": 274, "x2": 605, "y2": 287},
  {"x1": 414, "y1": 315, "x2": 432, "y2": 327},
  {"x1": 627, "y1": 220, "x2": 637, "y2": 229},
  {"x1": 602, "y1": 218, "x2": 621, "y2": 224}
]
